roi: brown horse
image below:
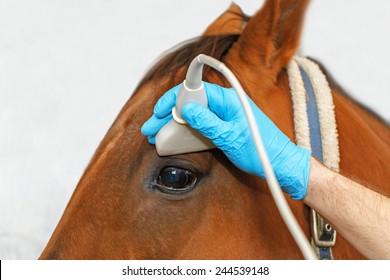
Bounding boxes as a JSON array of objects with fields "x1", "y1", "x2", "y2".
[{"x1": 40, "y1": 0, "x2": 390, "y2": 259}]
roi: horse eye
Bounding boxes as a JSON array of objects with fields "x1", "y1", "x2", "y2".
[{"x1": 156, "y1": 167, "x2": 197, "y2": 193}]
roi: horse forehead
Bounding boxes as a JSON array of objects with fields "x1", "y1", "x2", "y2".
[{"x1": 120, "y1": 86, "x2": 159, "y2": 128}]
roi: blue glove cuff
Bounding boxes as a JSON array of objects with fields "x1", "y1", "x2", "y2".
[{"x1": 276, "y1": 147, "x2": 311, "y2": 200}]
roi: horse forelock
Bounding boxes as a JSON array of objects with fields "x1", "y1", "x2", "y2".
[{"x1": 133, "y1": 34, "x2": 241, "y2": 96}]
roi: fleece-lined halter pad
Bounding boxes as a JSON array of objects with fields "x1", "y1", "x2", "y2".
[{"x1": 287, "y1": 56, "x2": 340, "y2": 260}]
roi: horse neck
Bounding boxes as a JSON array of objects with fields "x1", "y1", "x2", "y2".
[{"x1": 331, "y1": 85, "x2": 390, "y2": 194}]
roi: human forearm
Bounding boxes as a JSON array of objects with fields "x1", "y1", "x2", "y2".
[{"x1": 304, "y1": 157, "x2": 390, "y2": 259}]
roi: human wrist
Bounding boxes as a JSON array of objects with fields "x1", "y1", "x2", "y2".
[{"x1": 304, "y1": 157, "x2": 336, "y2": 205}]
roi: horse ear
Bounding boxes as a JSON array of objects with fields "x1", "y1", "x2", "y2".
[
  {"x1": 227, "y1": 0, "x2": 309, "y2": 79},
  {"x1": 202, "y1": 2, "x2": 245, "y2": 35}
]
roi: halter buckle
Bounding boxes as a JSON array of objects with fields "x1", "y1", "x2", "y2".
[{"x1": 311, "y1": 209, "x2": 336, "y2": 247}]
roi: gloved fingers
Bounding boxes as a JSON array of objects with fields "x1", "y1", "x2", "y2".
[
  {"x1": 203, "y1": 82, "x2": 245, "y2": 120},
  {"x1": 153, "y1": 84, "x2": 181, "y2": 118},
  {"x1": 203, "y1": 82, "x2": 232, "y2": 119},
  {"x1": 147, "y1": 136, "x2": 156, "y2": 145},
  {"x1": 141, "y1": 114, "x2": 172, "y2": 138},
  {"x1": 182, "y1": 102, "x2": 231, "y2": 143}
]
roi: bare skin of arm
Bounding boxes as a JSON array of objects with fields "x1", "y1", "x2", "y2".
[{"x1": 303, "y1": 157, "x2": 390, "y2": 259}]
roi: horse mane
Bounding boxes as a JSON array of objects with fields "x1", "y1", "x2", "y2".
[
  {"x1": 133, "y1": 34, "x2": 240, "y2": 94},
  {"x1": 134, "y1": 9, "x2": 250, "y2": 94}
]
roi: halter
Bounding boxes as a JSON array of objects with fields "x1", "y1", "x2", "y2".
[{"x1": 288, "y1": 57, "x2": 340, "y2": 260}]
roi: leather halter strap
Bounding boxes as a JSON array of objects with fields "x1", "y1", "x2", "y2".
[
  {"x1": 299, "y1": 66, "x2": 336, "y2": 260},
  {"x1": 287, "y1": 57, "x2": 340, "y2": 260}
]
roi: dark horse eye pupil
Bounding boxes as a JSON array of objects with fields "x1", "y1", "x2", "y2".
[{"x1": 158, "y1": 167, "x2": 191, "y2": 189}]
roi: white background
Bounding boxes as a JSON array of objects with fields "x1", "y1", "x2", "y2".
[{"x1": 0, "y1": 0, "x2": 389, "y2": 259}]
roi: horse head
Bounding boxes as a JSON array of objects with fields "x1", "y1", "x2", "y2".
[{"x1": 40, "y1": 0, "x2": 390, "y2": 259}]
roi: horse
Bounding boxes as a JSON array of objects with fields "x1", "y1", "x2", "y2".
[{"x1": 39, "y1": 0, "x2": 390, "y2": 259}]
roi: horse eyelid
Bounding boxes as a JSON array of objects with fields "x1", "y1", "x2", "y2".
[{"x1": 149, "y1": 181, "x2": 197, "y2": 195}]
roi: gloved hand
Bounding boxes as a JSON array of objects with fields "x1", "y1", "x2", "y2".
[{"x1": 141, "y1": 82, "x2": 311, "y2": 200}]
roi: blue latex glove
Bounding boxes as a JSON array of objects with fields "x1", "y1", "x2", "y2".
[{"x1": 141, "y1": 82, "x2": 311, "y2": 200}]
